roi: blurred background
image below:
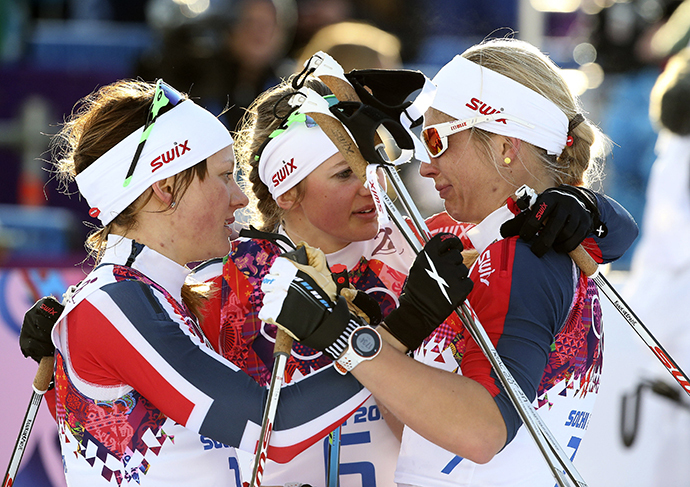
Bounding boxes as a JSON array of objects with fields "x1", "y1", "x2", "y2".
[{"x1": 3, "y1": 0, "x2": 690, "y2": 486}]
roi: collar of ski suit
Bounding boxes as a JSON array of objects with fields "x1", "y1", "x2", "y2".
[{"x1": 466, "y1": 198, "x2": 519, "y2": 255}]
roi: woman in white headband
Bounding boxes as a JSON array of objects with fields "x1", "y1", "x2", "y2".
[
  {"x1": 32, "y1": 78, "x2": 420, "y2": 487},
  {"x1": 253, "y1": 38, "x2": 639, "y2": 487}
]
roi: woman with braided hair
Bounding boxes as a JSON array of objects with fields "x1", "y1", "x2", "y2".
[{"x1": 192, "y1": 75, "x2": 425, "y2": 487}]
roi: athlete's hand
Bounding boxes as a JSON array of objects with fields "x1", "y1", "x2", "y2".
[
  {"x1": 340, "y1": 287, "x2": 382, "y2": 327},
  {"x1": 501, "y1": 185, "x2": 608, "y2": 257},
  {"x1": 332, "y1": 264, "x2": 382, "y2": 327},
  {"x1": 382, "y1": 233, "x2": 473, "y2": 351},
  {"x1": 20, "y1": 296, "x2": 62, "y2": 363},
  {"x1": 259, "y1": 243, "x2": 367, "y2": 361}
]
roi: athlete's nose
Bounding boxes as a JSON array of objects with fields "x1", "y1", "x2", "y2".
[
  {"x1": 419, "y1": 159, "x2": 439, "y2": 179},
  {"x1": 230, "y1": 180, "x2": 249, "y2": 209}
]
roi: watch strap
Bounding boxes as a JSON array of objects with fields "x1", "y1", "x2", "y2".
[{"x1": 334, "y1": 326, "x2": 381, "y2": 375}]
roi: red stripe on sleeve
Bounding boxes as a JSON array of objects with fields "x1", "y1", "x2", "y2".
[
  {"x1": 581, "y1": 236, "x2": 604, "y2": 264},
  {"x1": 43, "y1": 388, "x2": 57, "y2": 422},
  {"x1": 223, "y1": 256, "x2": 254, "y2": 310},
  {"x1": 267, "y1": 395, "x2": 369, "y2": 464},
  {"x1": 67, "y1": 300, "x2": 197, "y2": 427}
]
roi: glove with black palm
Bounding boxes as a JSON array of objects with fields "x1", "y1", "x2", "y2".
[
  {"x1": 382, "y1": 233, "x2": 474, "y2": 352},
  {"x1": 501, "y1": 184, "x2": 608, "y2": 257}
]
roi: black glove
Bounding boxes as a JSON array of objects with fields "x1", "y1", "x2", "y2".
[
  {"x1": 259, "y1": 244, "x2": 367, "y2": 361},
  {"x1": 332, "y1": 264, "x2": 383, "y2": 327},
  {"x1": 500, "y1": 185, "x2": 608, "y2": 257},
  {"x1": 382, "y1": 233, "x2": 473, "y2": 351},
  {"x1": 20, "y1": 296, "x2": 63, "y2": 363}
]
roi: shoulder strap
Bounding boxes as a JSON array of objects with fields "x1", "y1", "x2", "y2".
[{"x1": 239, "y1": 225, "x2": 296, "y2": 250}]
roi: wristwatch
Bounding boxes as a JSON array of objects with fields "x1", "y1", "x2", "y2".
[{"x1": 334, "y1": 326, "x2": 381, "y2": 375}]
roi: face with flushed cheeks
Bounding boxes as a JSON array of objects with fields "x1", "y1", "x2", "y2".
[
  {"x1": 279, "y1": 152, "x2": 381, "y2": 254},
  {"x1": 419, "y1": 108, "x2": 515, "y2": 224},
  {"x1": 168, "y1": 145, "x2": 249, "y2": 264}
]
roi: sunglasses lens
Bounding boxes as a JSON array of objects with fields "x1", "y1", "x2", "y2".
[
  {"x1": 124, "y1": 80, "x2": 185, "y2": 187},
  {"x1": 150, "y1": 81, "x2": 184, "y2": 121},
  {"x1": 422, "y1": 127, "x2": 444, "y2": 156},
  {"x1": 159, "y1": 81, "x2": 183, "y2": 107}
]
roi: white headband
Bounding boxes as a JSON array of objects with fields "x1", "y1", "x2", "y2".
[
  {"x1": 430, "y1": 55, "x2": 569, "y2": 156},
  {"x1": 258, "y1": 112, "x2": 339, "y2": 199},
  {"x1": 75, "y1": 100, "x2": 233, "y2": 225}
]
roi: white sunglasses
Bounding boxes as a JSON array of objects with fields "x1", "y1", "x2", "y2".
[{"x1": 421, "y1": 112, "x2": 535, "y2": 158}]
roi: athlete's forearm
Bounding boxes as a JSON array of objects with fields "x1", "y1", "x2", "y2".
[{"x1": 351, "y1": 342, "x2": 507, "y2": 464}]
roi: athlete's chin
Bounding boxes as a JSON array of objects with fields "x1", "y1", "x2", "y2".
[
  {"x1": 443, "y1": 200, "x2": 463, "y2": 222},
  {"x1": 197, "y1": 236, "x2": 232, "y2": 262},
  {"x1": 348, "y1": 220, "x2": 380, "y2": 242}
]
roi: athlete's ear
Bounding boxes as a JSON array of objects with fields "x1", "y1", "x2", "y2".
[
  {"x1": 276, "y1": 186, "x2": 300, "y2": 211},
  {"x1": 151, "y1": 178, "x2": 174, "y2": 207},
  {"x1": 500, "y1": 137, "x2": 521, "y2": 161}
]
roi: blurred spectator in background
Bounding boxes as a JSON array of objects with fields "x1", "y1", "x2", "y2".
[
  {"x1": 1, "y1": 0, "x2": 27, "y2": 63},
  {"x1": 290, "y1": 0, "x2": 353, "y2": 57},
  {"x1": 137, "y1": 0, "x2": 297, "y2": 132},
  {"x1": 348, "y1": 0, "x2": 424, "y2": 63},
  {"x1": 584, "y1": 0, "x2": 682, "y2": 268},
  {"x1": 620, "y1": 44, "x2": 690, "y2": 487},
  {"x1": 289, "y1": 0, "x2": 424, "y2": 64},
  {"x1": 295, "y1": 20, "x2": 402, "y2": 71}
]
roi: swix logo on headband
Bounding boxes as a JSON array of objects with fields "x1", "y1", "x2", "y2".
[
  {"x1": 271, "y1": 158, "x2": 297, "y2": 188},
  {"x1": 466, "y1": 98, "x2": 508, "y2": 124},
  {"x1": 150, "y1": 140, "x2": 192, "y2": 173}
]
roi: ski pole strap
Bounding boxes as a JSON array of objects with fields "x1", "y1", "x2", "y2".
[
  {"x1": 329, "y1": 100, "x2": 414, "y2": 166},
  {"x1": 298, "y1": 51, "x2": 351, "y2": 98},
  {"x1": 239, "y1": 226, "x2": 297, "y2": 251},
  {"x1": 343, "y1": 67, "x2": 436, "y2": 163},
  {"x1": 345, "y1": 68, "x2": 431, "y2": 127}
]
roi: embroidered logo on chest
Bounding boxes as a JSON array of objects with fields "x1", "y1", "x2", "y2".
[{"x1": 477, "y1": 249, "x2": 495, "y2": 286}]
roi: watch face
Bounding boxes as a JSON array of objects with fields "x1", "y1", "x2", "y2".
[{"x1": 352, "y1": 328, "x2": 380, "y2": 358}]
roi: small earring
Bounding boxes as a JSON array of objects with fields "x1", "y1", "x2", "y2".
[
  {"x1": 170, "y1": 201, "x2": 176, "y2": 208},
  {"x1": 504, "y1": 157, "x2": 511, "y2": 165}
]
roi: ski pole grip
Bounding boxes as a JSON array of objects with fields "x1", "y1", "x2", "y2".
[
  {"x1": 274, "y1": 330, "x2": 294, "y2": 358},
  {"x1": 568, "y1": 245, "x2": 600, "y2": 277},
  {"x1": 319, "y1": 75, "x2": 360, "y2": 102},
  {"x1": 307, "y1": 112, "x2": 369, "y2": 183},
  {"x1": 33, "y1": 355, "x2": 53, "y2": 395},
  {"x1": 315, "y1": 71, "x2": 387, "y2": 150}
]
